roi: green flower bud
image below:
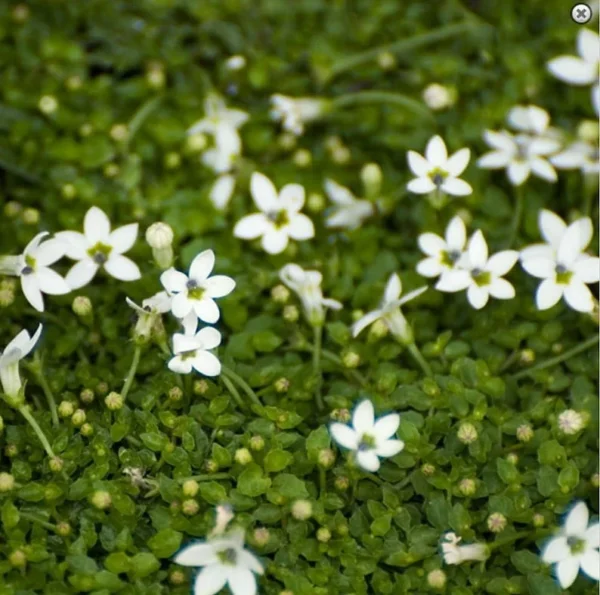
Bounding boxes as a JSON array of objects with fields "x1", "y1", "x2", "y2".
[
  {"x1": 91, "y1": 490, "x2": 112, "y2": 510},
  {"x1": 291, "y1": 500, "x2": 312, "y2": 520},
  {"x1": 186, "y1": 133, "x2": 207, "y2": 152},
  {"x1": 591, "y1": 473, "x2": 600, "y2": 488},
  {"x1": 146, "y1": 222, "x2": 174, "y2": 270},
  {"x1": 334, "y1": 476, "x2": 349, "y2": 491},
  {"x1": 360, "y1": 162, "x2": 382, "y2": 197},
  {"x1": 271, "y1": 284, "x2": 290, "y2": 304},
  {"x1": 293, "y1": 149, "x2": 312, "y2": 167},
  {"x1": 533, "y1": 513, "x2": 545, "y2": 527},
  {"x1": 49, "y1": 457, "x2": 64, "y2": 472},
  {"x1": 182, "y1": 480, "x2": 199, "y2": 497},
  {"x1": 457, "y1": 422, "x2": 478, "y2": 444},
  {"x1": 80, "y1": 423, "x2": 94, "y2": 437},
  {"x1": 12, "y1": 4, "x2": 30, "y2": 22},
  {"x1": 56, "y1": 521, "x2": 72, "y2": 537},
  {"x1": 519, "y1": 348, "x2": 535, "y2": 364},
  {"x1": 22, "y1": 208, "x2": 40, "y2": 225},
  {"x1": 0, "y1": 472, "x2": 15, "y2": 492},
  {"x1": 194, "y1": 379, "x2": 210, "y2": 395},
  {"x1": 5, "y1": 444, "x2": 18, "y2": 457},
  {"x1": 377, "y1": 51, "x2": 396, "y2": 70},
  {"x1": 182, "y1": 499, "x2": 199, "y2": 516},
  {"x1": 110, "y1": 124, "x2": 128, "y2": 142},
  {"x1": 307, "y1": 192, "x2": 326, "y2": 213},
  {"x1": 317, "y1": 527, "x2": 331, "y2": 542},
  {"x1": 164, "y1": 152, "x2": 181, "y2": 169},
  {"x1": 0, "y1": 288, "x2": 15, "y2": 307},
  {"x1": 253, "y1": 527, "x2": 270, "y2": 546},
  {"x1": 168, "y1": 386, "x2": 183, "y2": 402},
  {"x1": 318, "y1": 448, "x2": 335, "y2": 469},
  {"x1": 58, "y1": 401, "x2": 75, "y2": 418},
  {"x1": 283, "y1": 305, "x2": 299, "y2": 322},
  {"x1": 487, "y1": 512, "x2": 507, "y2": 533},
  {"x1": 205, "y1": 459, "x2": 219, "y2": 473},
  {"x1": 249, "y1": 435, "x2": 265, "y2": 451},
  {"x1": 105, "y1": 392, "x2": 124, "y2": 411},
  {"x1": 38, "y1": 95, "x2": 58, "y2": 114},
  {"x1": 516, "y1": 424, "x2": 534, "y2": 442},
  {"x1": 169, "y1": 570, "x2": 186, "y2": 585},
  {"x1": 234, "y1": 448, "x2": 253, "y2": 465},
  {"x1": 427, "y1": 569, "x2": 447, "y2": 589},
  {"x1": 273, "y1": 377, "x2": 290, "y2": 393},
  {"x1": 342, "y1": 351, "x2": 360, "y2": 369},
  {"x1": 80, "y1": 388, "x2": 94, "y2": 404},
  {"x1": 71, "y1": 409, "x2": 86, "y2": 427},
  {"x1": 4, "y1": 201, "x2": 22, "y2": 218},
  {"x1": 96, "y1": 382, "x2": 109, "y2": 396},
  {"x1": 72, "y1": 296, "x2": 92, "y2": 318},
  {"x1": 458, "y1": 478, "x2": 476, "y2": 496},
  {"x1": 9, "y1": 549, "x2": 26, "y2": 568},
  {"x1": 421, "y1": 463, "x2": 435, "y2": 477},
  {"x1": 506, "y1": 453, "x2": 519, "y2": 465}
]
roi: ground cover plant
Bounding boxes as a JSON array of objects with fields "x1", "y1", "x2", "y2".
[{"x1": 0, "y1": 1, "x2": 598, "y2": 594}]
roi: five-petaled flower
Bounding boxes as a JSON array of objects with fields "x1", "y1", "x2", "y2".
[
  {"x1": 520, "y1": 211, "x2": 599, "y2": 313},
  {"x1": 329, "y1": 399, "x2": 404, "y2": 472},
  {"x1": 407, "y1": 135, "x2": 472, "y2": 197},
  {"x1": 352, "y1": 273, "x2": 427, "y2": 344},
  {"x1": 323, "y1": 179, "x2": 375, "y2": 230},
  {"x1": 541, "y1": 501, "x2": 599, "y2": 589},
  {"x1": 0, "y1": 325, "x2": 42, "y2": 403},
  {"x1": 160, "y1": 249, "x2": 236, "y2": 324},
  {"x1": 435, "y1": 230, "x2": 519, "y2": 309},
  {"x1": 233, "y1": 172, "x2": 315, "y2": 254},
  {"x1": 168, "y1": 327, "x2": 222, "y2": 377},
  {"x1": 416, "y1": 215, "x2": 468, "y2": 279},
  {"x1": 174, "y1": 529, "x2": 263, "y2": 595},
  {"x1": 56, "y1": 206, "x2": 141, "y2": 290}
]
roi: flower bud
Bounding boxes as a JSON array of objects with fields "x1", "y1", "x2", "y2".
[
  {"x1": 557, "y1": 409, "x2": 584, "y2": 435},
  {"x1": 334, "y1": 476, "x2": 349, "y2": 491},
  {"x1": 369, "y1": 319, "x2": 388, "y2": 340},
  {"x1": 273, "y1": 377, "x2": 290, "y2": 393},
  {"x1": 182, "y1": 499, "x2": 199, "y2": 516},
  {"x1": 342, "y1": 351, "x2": 360, "y2": 369},
  {"x1": 49, "y1": 457, "x2": 64, "y2": 472},
  {"x1": 38, "y1": 95, "x2": 58, "y2": 114},
  {"x1": 12, "y1": 4, "x2": 29, "y2": 22},
  {"x1": 291, "y1": 499, "x2": 312, "y2": 520},
  {"x1": 194, "y1": 379, "x2": 210, "y2": 395},
  {"x1": 457, "y1": 422, "x2": 478, "y2": 444},
  {"x1": 5, "y1": 444, "x2": 18, "y2": 457},
  {"x1": 80, "y1": 388, "x2": 94, "y2": 404},
  {"x1": 458, "y1": 478, "x2": 476, "y2": 496},
  {"x1": 377, "y1": 51, "x2": 396, "y2": 70},
  {"x1": 330, "y1": 408, "x2": 351, "y2": 423},
  {"x1": 71, "y1": 409, "x2": 86, "y2": 427},
  {"x1": 22, "y1": 208, "x2": 40, "y2": 225},
  {"x1": 592, "y1": 473, "x2": 600, "y2": 488},
  {"x1": 4, "y1": 201, "x2": 22, "y2": 218},
  {"x1": 427, "y1": 569, "x2": 447, "y2": 589},
  {"x1": 422, "y1": 83, "x2": 455, "y2": 111},
  {"x1": 58, "y1": 400, "x2": 75, "y2": 418},
  {"x1": 271, "y1": 284, "x2": 290, "y2": 304},
  {"x1": 168, "y1": 386, "x2": 183, "y2": 402},
  {"x1": 577, "y1": 119, "x2": 599, "y2": 143},
  {"x1": 487, "y1": 512, "x2": 507, "y2": 533},
  {"x1": 516, "y1": 424, "x2": 534, "y2": 442},
  {"x1": 91, "y1": 490, "x2": 112, "y2": 510},
  {"x1": 110, "y1": 124, "x2": 128, "y2": 142},
  {"x1": 278, "y1": 132, "x2": 297, "y2": 150},
  {"x1": 317, "y1": 527, "x2": 331, "y2": 542},
  {"x1": 318, "y1": 448, "x2": 335, "y2": 469},
  {"x1": 360, "y1": 163, "x2": 382, "y2": 197},
  {"x1": 72, "y1": 296, "x2": 93, "y2": 318},
  {"x1": 205, "y1": 459, "x2": 219, "y2": 473},
  {"x1": 506, "y1": 453, "x2": 518, "y2": 465},
  {"x1": 56, "y1": 521, "x2": 72, "y2": 537},
  {"x1": 519, "y1": 348, "x2": 535, "y2": 364},
  {"x1": 170, "y1": 570, "x2": 186, "y2": 585},
  {"x1": 0, "y1": 288, "x2": 15, "y2": 307},
  {"x1": 331, "y1": 145, "x2": 351, "y2": 165},
  {"x1": 533, "y1": 513, "x2": 545, "y2": 527},
  {"x1": 307, "y1": 192, "x2": 326, "y2": 213},
  {"x1": 182, "y1": 480, "x2": 199, "y2": 497},
  {"x1": 283, "y1": 305, "x2": 299, "y2": 322},
  {"x1": 293, "y1": 149, "x2": 312, "y2": 168},
  {"x1": 9, "y1": 550, "x2": 26, "y2": 568},
  {"x1": 234, "y1": 448, "x2": 253, "y2": 465},
  {"x1": 105, "y1": 391, "x2": 124, "y2": 411},
  {"x1": 146, "y1": 222, "x2": 174, "y2": 270},
  {"x1": 0, "y1": 472, "x2": 15, "y2": 492},
  {"x1": 164, "y1": 152, "x2": 181, "y2": 169},
  {"x1": 421, "y1": 463, "x2": 435, "y2": 477},
  {"x1": 80, "y1": 423, "x2": 94, "y2": 437},
  {"x1": 253, "y1": 527, "x2": 270, "y2": 547},
  {"x1": 187, "y1": 133, "x2": 208, "y2": 152}
]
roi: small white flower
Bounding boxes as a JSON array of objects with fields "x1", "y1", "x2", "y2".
[
  {"x1": 547, "y1": 29, "x2": 600, "y2": 115},
  {"x1": 436, "y1": 231, "x2": 519, "y2": 310},
  {"x1": 56, "y1": 206, "x2": 141, "y2": 290},
  {"x1": 168, "y1": 327, "x2": 222, "y2": 377},
  {"x1": 0, "y1": 325, "x2": 42, "y2": 400},
  {"x1": 422, "y1": 83, "x2": 455, "y2": 111},
  {"x1": 173, "y1": 529, "x2": 264, "y2": 595},
  {"x1": 13, "y1": 232, "x2": 70, "y2": 312},
  {"x1": 407, "y1": 135, "x2": 472, "y2": 197},
  {"x1": 441, "y1": 532, "x2": 488, "y2": 565},
  {"x1": 520, "y1": 212, "x2": 599, "y2": 313},
  {"x1": 551, "y1": 140, "x2": 600, "y2": 175},
  {"x1": 126, "y1": 291, "x2": 171, "y2": 342},
  {"x1": 416, "y1": 216, "x2": 468, "y2": 278},
  {"x1": 279, "y1": 263, "x2": 342, "y2": 326},
  {"x1": 541, "y1": 501, "x2": 600, "y2": 589},
  {"x1": 352, "y1": 273, "x2": 427, "y2": 344},
  {"x1": 233, "y1": 172, "x2": 314, "y2": 255},
  {"x1": 323, "y1": 179, "x2": 374, "y2": 230},
  {"x1": 225, "y1": 55, "x2": 246, "y2": 71},
  {"x1": 270, "y1": 95, "x2": 328, "y2": 136},
  {"x1": 160, "y1": 249, "x2": 235, "y2": 324},
  {"x1": 557, "y1": 410, "x2": 585, "y2": 435},
  {"x1": 329, "y1": 399, "x2": 404, "y2": 472}
]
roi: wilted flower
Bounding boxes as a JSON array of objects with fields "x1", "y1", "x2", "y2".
[
  {"x1": 441, "y1": 532, "x2": 488, "y2": 565},
  {"x1": 270, "y1": 94, "x2": 329, "y2": 136},
  {"x1": 323, "y1": 179, "x2": 375, "y2": 230},
  {"x1": 168, "y1": 327, "x2": 222, "y2": 377},
  {"x1": 126, "y1": 291, "x2": 171, "y2": 342}
]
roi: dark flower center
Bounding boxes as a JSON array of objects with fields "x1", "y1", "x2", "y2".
[
  {"x1": 267, "y1": 209, "x2": 289, "y2": 228},
  {"x1": 87, "y1": 242, "x2": 112, "y2": 265},
  {"x1": 358, "y1": 433, "x2": 376, "y2": 451},
  {"x1": 93, "y1": 252, "x2": 108, "y2": 264},
  {"x1": 471, "y1": 268, "x2": 491, "y2": 287},
  {"x1": 21, "y1": 266, "x2": 34, "y2": 275},
  {"x1": 555, "y1": 264, "x2": 572, "y2": 285},
  {"x1": 567, "y1": 536, "x2": 586, "y2": 554},
  {"x1": 218, "y1": 548, "x2": 238, "y2": 565}
]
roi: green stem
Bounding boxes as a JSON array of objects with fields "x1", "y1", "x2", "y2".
[
  {"x1": 178, "y1": 473, "x2": 231, "y2": 483},
  {"x1": 18, "y1": 405, "x2": 55, "y2": 459},
  {"x1": 19, "y1": 512, "x2": 57, "y2": 532},
  {"x1": 32, "y1": 352, "x2": 58, "y2": 427},
  {"x1": 294, "y1": 345, "x2": 368, "y2": 387},
  {"x1": 221, "y1": 374, "x2": 247, "y2": 411},
  {"x1": 511, "y1": 334, "x2": 599, "y2": 380},
  {"x1": 121, "y1": 345, "x2": 142, "y2": 400},
  {"x1": 331, "y1": 90, "x2": 432, "y2": 121},
  {"x1": 406, "y1": 343, "x2": 433, "y2": 377},
  {"x1": 583, "y1": 172, "x2": 598, "y2": 216},
  {"x1": 488, "y1": 530, "x2": 531, "y2": 551},
  {"x1": 124, "y1": 95, "x2": 163, "y2": 150},
  {"x1": 319, "y1": 468, "x2": 327, "y2": 497},
  {"x1": 312, "y1": 325, "x2": 324, "y2": 411},
  {"x1": 507, "y1": 184, "x2": 524, "y2": 248},
  {"x1": 221, "y1": 366, "x2": 262, "y2": 409}
]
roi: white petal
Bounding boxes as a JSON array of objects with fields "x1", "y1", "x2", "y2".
[
  {"x1": 322, "y1": 297, "x2": 343, "y2": 310},
  {"x1": 104, "y1": 255, "x2": 141, "y2": 281},
  {"x1": 108, "y1": 224, "x2": 138, "y2": 255},
  {"x1": 416, "y1": 257, "x2": 444, "y2": 278},
  {"x1": 261, "y1": 229, "x2": 289, "y2": 254},
  {"x1": 237, "y1": 549, "x2": 264, "y2": 575},
  {"x1": 441, "y1": 177, "x2": 472, "y2": 196},
  {"x1": 161, "y1": 268, "x2": 189, "y2": 294},
  {"x1": 373, "y1": 413, "x2": 400, "y2": 441},
  {"x1": 477, "y1": 150, "x2": 512, "y2": 169},
  {"x1": 233, "y1": 214, "x2": 271, "y2": 240},
  {"x1": 521, "y1": 257, "x2": 555, "y2": 279},
  {"x1": 529, "y1": 138, "x2": 561, "y2": 157},
  {"x1": 21, "y1": 275, "x2": 43, "y2": 312},
  {"x1": 548, "y1": 56, "x2": 596, "y2": 85},
  {"x1": 194, "y1": 298, "x2": 220, "y2": 323},
  {"x1": 84, "y1": 206, "x2": 111, "y2": 244},
  {"x1": 483, "y1": 130, "x2": 516, "y2": 152},
  {"x1": 564, "y1": 282, "x2": 595, "y2": 313},
  {"x1": 190, "y1": 250, "x2": 215, "y2": 282},
  {"x1": 34, "y1": 238, "x2": 67, "y2": 266},
  {"x1": 446, "y1": 148, "x2": 470, "y2": 176},
  {"x1": 352, "y1": 310, "x2": 383, "y2": 337},
  {"x1": 384, "y1": 273, "x2": 402, "y2": 303},
  {"x1": 374, "y1": 439, "x2": 404, "y2": 458},
  {"x1": 407, "y1": 151, "x2": 430, "y2": 177},
  {"x1": 397, "y1": 285, "x2": 428, "y2": 307},
  {"x1": 569, "y1": 217, "x2": 593, "y2": 253},
  {"x1": 542, "y1": 536, "x2": 569, "y2": 563},
  {"x1": 425, "y1": 135, "x2": 448, "y2": 167},
  {"x1": 196, "y1": 327, "x2": 222, "y2": 350},
  {"x1": 407, "y1": 177, "x2": 436, "y2": 194},
  {"x1": 324, "y1": 179, "x2": 355, "y2": 205},
  {"x1": 536, "y1": 279, "x2": 564, "y2": 310},
  {"x1": 353, "y1": 400, "x2": 375, "y2": 434},
  {"x1": 174, "y1": 543, "x2": 218, "y2": 566},
  {"x1": 530, "y1": 158, "x2": 557, "y2": 182},
  {"x1": 279, "y1": 183, "x2": 305, "y2": 212},
  {"x1": 204, "y1": 275, "x2": 236, "y2": 298},
  {"x1": 191, "y1": 352, "x2": 221, "y2": 377},
  {"x1": 486, "y1": 250, "x2": 519, "y2": 276},
  {"x1": 65, "y1": 259, "x2": 99, "y2": 290},
  {"x1": 580, "y1": 550, "x2": 600, "y2": 581},
  {"x1": 287, "y1": 213, "x2": 315, "y2": 240},
  {"x1": 36, "y1": 268, "x2": 71, "y2": 295},
  {"x1": 585, "y1": 523, "x2": 600, "y2": 548},
  {"x1": 578, "y1": 29, "x2": 600, "y2": 64},
  {"x1": 250, "y1": 172, "x2": 279, "y2": 213},
  {"x1": 210, "y1": 175, "x2": 236, "y2": 210},
  {"x1": 573, "y1": 257, "x2": 600, "y2": 283},
  {"x1": 418, "y1": 232, "x2": 446, "y2": 257},
  {"x1": 487, "y1": 278, "x2": 515, "y2": 300},
  {"x1": 1, "y1": 325, "x2": 43, "y2": 366},
  {"x1": 227, "y1": 567, "x2": 257, "y2": 595},
  {"x1": 144, "y1": 290, "x2": 171, "y2": 313},
  {"x1": 592, "y1": 84, "x2": 599, "y2": 116},
  {"x1": 168, "y1": 355, "x2": 193, "y2": 375},
  {"x1": 467, "y1": 284, "x2": 489, "y2": 309},
  {"x1": 558, "y1": 220, "x2": 590, "y2": 266},
  {"x1": 173, "y1": 333, "x2": 201, "y2": 354},
  {"x1": 446, "y1": 216, "x2": 467, "y2": 251},
  {"x1": 172, "y1": 292, "x2": 193, "y2": 318},
  {"x1": 435, "y1": 270, "x2": 471, "y2": 292},
  {"x1": 507, "y1": 161, "x2": 530, "y2": 186},
  {"x1": 330, "y1": 423, "x2": 359, "y2": 450},
  {"x1": 467, "y1": 230, "x2": 488, "y2": 269},
  {"x1": 181, "y1": 311, "x2": 199, "y2": 336},
  {"x1": 54, "y1": 231, "x2": 89, "y2": 260},
  {"x1": 23, "y1": 232, "x2": 49, "y2": 257},
  {"x1": 356, "y1": 450, "x2": 381, "y2": 472},
  {"x1": 539, "y1": 209, "x2": 567, "y2": 248},
  {"x1": 550, "y1": 148, "x2": 585, "y2": 169},
  {"x1": 126, "y1": 297, "x2": 146, "y2": 314},
  {"x1": 556, "y1": 558, "x2": 580, "y2": 589},
  {"x1": 520, "y1": 244, "x2": 555, "y2": 262},
  {"x1": 193, "y1": 565, "x2": 228, "y2": 595}
]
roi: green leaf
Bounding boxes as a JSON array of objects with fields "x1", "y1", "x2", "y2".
[
  {"x1": 511, "y1": 550, "x2": 542, "y2": 574},
  {"x1": 140, "y1": 432, "x2": 168, "y2": 451},
  {"x1": 497, "y1": 459, "x2": 520, "y2": 484},
  {"x1": 264, "y1": 449, "x2": 293, "y2": 472},
  {"x1": 17, "y1": 483, "x2": 45, "y2": 502},
  {"x1": 270, "y1": 474, "x2": 309, "y2": 500},
  {"x1": 538, "y1": 440, "x2": 567, "y2": 467},
  {"x1": 305, "y1": 426, "x2": 331, "y2": 462},
  {"x1": 252, "y1": 330, "x2": 283, "y2": 352},
  {"x1": 371, "y1": 513, "x2": 392, "y2": 537},
  {"x1": 1, "y1": 501, "x2": 20, "y2": 530},
  {"x1": 66, "y1": 555, "x2": 98, "y2": 575},
  {"x1": 212, "y1": 443, "x2": 233, "y2": 467},
  {"x1": 199, "y1": 482, "x2": 228, "y2": 505},
  {"x1": 237, "y1": 464, "x2": 271, "y2": 497},
  {"x1": 558, "y1": 464, "x2": 579, "y2": 492},
  {"x1": 128, "y1": 552, "x2": 160, "y2": 579},
  {"x1": 105, "y1": 551, "x2": 130, "y2": 574},
  {"x1": 148, "y1": 529, "x2": 183, "y2": 559}
]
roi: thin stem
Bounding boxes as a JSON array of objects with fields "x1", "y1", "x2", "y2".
[
  {"x1": 406, "y1": 343, "x2": 433, "y2": 377},
  {"x1": 331, "y1": 91, "x2": 432, "y2": 121},
  {"x1": 121, "y1": 345, "x2": 142, "y2": 400},
  {"x1": 583, "y1": 172, "x2": 598, "y2": 216},
  {"x1": 19, "y1": 511, "x2": 57, "y2": 532},
  {"x1": 488, "y1": 530, "x2": 531, "y2": 551},
  {"x1": 319, "y1": 468, "x2": 327, "y2": 497},
  {"x1": 221, "y1": 374, "x2": 247, "y2": 411},
  {"x1": 294, "y1": 345, "x2": 368, "y2": 387},
  {"x1": 507, "y1": 184, "x2": 524, "y2": 248},
  {"x1": 179, "y1": 473, "x2": 231, "y2": 483},
  {"x1": 312, "y1": 325, "x2": 324, "y2": 411},
  {"x1": 32, "y1": 352, "x2": 58, "y2": 427},
  {"x1": 511, "y1": 334, "x2": 599, "y2": 380},
  {"x1": 18, "y1": 405, "x2": 55, "y2": 459},
  {"x1": 221, "y1": 366, "x2": 262, "y2": 409}
]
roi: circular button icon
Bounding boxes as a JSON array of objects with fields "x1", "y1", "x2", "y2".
[{"x1": 571, "y1": 3, "x2": 592, "y2": 24}]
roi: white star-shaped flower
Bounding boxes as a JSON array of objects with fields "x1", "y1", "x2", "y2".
[
  {"x1": 55, "y1": 206, "x2": 141, "y2": 290},
  {"x1": 233, "y1": 172, "x2": 314, "y2": 255},
  {"x1": 160, "y1": 249, "x2": 235, "y2": 324},
  {"x1": 520, "y1": 214, "x2": 599, "y2": 313},
  {"x1": 279, "y1": 263, "x2": 342, "y2": 326},
  {"x1": 126, "y1": 291, "x2": 171, "y2": 342},
  {"x1": 352, "y1": 273, "x2": 427, "y2": 343},
  {"x1": 0, "y1": 325, "x2": 42, "y2": 399},
  {"x1": 323, "y1": 179, "x2": 374, "y2": 230},
  {"x1": 168, "y1": 327, "x2": 222, "y2": 377},
  {"x1": 12, "y1": 232, "x2": 70, "y2": 312},
  {"x1": 547, "y1": 29, "x2": 600, "y2": 115},
  {"x1": 542, "y1": 501, "x2": 600, "y2": 589},
  {"x1": 270, "y1": 95, "x2": 328, "y2": 136},
  {"x1": 173, "y1": 529, "x2": 264, "y2": 595},
  {"x1": 441, "y1": 532, "x2": 488, "y2": 565},
  {"x1": 551, "y1": 140, "x2": 600, "y2": 175},
  {"x1": 416, "y1": 215, "x2": 468, "y2": 279},
  {"x1": 407, "y1": 135, "x2": 472, "y2": 197},
  {"x1": 436, "y1": 230, "x2": 519, "y2": 309},
  {"x1": 329, "y1": 399, "x2": 404, "y2": 472}
]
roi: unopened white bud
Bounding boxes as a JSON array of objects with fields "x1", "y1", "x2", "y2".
[
  {"x1": 422, "y1": 83, "x2": 455, "y2": 111},
  {"x1": 146, "y1": 222, "x2": 174, "y2": 269}
]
